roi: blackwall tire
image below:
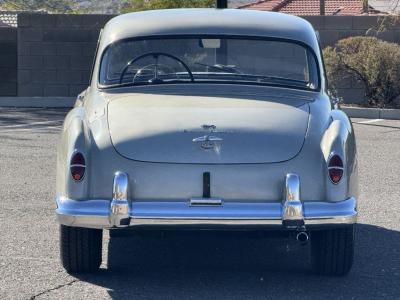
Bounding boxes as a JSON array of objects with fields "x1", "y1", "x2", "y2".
[
  {"x1": 60, "y1": 225, "x2": 102, "y2": 274},
  {"x1": 311, "y1": 225, "x2": 354, "y2": 276}
]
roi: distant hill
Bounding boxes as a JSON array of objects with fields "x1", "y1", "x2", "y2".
[
  {"x1": 74, "y1": 0, "x2": 128, "y2": 14},
  {"x1": 0, "y1": 0, "x2": 254, "y2": 14},
  {"x1": 75, "y1": 0, "x2": 253, "y2": 13}
]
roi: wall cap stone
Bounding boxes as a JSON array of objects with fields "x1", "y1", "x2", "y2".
[
  {"x1": 0, "y1": 97, "x2": 75, "y2": 107},
  {"x1": 342, "y1": 106, "x2": 400, "y2": 120}
]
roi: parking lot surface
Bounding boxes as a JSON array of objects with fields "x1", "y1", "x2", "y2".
[{"x1": 0, "y1": 109, "x2": 399, "y2": 299}]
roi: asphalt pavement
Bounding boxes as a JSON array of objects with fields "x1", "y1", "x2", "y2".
[{"x1": 0, "y1": 109, "x2": 399, "y2": 300}]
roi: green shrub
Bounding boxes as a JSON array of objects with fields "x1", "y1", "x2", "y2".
[{"x1": 323, "y1": 37, "x2": 400, "y2": 108}]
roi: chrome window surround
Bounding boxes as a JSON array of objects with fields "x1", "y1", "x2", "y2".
[{"x1": 97, "y1": 35, "x2": 322, "y2": 92}]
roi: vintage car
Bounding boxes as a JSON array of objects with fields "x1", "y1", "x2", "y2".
[{"x1": 56, "y1": 9, "x2": 358, "y2": 275}]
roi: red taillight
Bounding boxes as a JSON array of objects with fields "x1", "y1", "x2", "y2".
[
  {"x1": 70, "y1": 152, "x2": 85, "y2": 181},
  {"x1": 328, "y1": 154, "x2": 343, "y2": 184}
]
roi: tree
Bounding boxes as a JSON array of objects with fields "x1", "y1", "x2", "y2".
[
  {"x1": 122, "y1": 0, "x2": 215, "y2": 13},
  {"x1": 0, "y1": 0, "x2": 75, "y2": 13},
  {"x1": 323, "y1": 37, "x2": 400, "y2": 108}
]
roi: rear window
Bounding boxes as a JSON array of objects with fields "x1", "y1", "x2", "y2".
[{"x1": 99, "y1": 36, "x2": 319, "y2": 91}]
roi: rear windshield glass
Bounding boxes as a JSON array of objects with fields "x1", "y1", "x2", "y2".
[{"x1": 99, "y1": 36, "x2": 319, "y2": 91}]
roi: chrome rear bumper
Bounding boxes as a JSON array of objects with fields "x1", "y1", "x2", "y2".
[
  {"x1": 56, "y1": 197, "x2": 357, "y2": 229},
  {"x1": 56, "y1": 172, "x2": 357, "y2": 229}
]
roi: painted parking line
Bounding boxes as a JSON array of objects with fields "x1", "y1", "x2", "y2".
[
  {"x1": 354, "y1": 119, "x2": 383, "y2": 124},
  {"x1": 0, "y1": 126, "x2": 62, "y2": 134},
  {"x1": 0, "y1": 120, "x2": 62, "y2": 129}
]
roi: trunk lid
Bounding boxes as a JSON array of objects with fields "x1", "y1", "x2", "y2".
[{"x1": 107, "y1": 92, "x2": 310, "y2": 164}]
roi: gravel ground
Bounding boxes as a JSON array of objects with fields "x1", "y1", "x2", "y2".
[{"x1": 0, "y1": 109, "x2": 399, "y2": 300}]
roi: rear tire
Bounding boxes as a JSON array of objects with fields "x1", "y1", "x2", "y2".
[
  {"x1": 109, "y1": 228, "x2": 133, "y2": 238},
  {"x1": 311, "y1": 226, "x2": 354, "y2": 276},
  {"x1": 60, "y1": 225, "x2": 103, "y2": 274}
]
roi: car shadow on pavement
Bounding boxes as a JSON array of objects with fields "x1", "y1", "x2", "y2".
[
  {"x1": 76, "y1": 224, "x2": 400, "y2": 300},
  {"x1": 0, "y1": 108, "x2": 68, "y2": 126}
]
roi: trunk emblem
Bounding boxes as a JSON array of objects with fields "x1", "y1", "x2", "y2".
[
  {"x1": 193, "y1": 125, "x2": 223, "y2": 150},
  {"x1": 201, "y1": 124, "x2": 217, "y2": 132},
  {"x1": 193, "y1": 135, "x2": 223, "y2": 149}
]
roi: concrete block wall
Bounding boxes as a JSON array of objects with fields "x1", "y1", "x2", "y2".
[
  {"x1": 0, "y1": 27, "x2": 17, "y2": 96},
  {"x1": 303, "y1": 15, "x2": 400, "y2": 47},
  {"x1": 17, "y1": 13, "x2": 115, "y2": 97}
]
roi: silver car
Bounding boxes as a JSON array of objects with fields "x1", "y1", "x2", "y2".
[{"x1": 56, "y1": 9, "x2": 358, "y2": 275}]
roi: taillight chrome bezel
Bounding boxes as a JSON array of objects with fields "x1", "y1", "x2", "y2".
[
  {"x1": 328, "y1": 153, "x2": 344, "y2": 185},
  {"x1": 70, "y1": 151, "x2": 86, "y2": 182}
]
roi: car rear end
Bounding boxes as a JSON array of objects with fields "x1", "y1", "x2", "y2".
[{"x1": 55, "y1": 9, "x2": 357, "y2": 276}]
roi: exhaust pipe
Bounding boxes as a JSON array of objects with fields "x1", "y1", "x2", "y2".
[
  {"x1": 296, "y1": 231, "x2": 309, "y2": 245},
  {"x1": 216, "y1": 0, "x2": 228, "y2": 8}
]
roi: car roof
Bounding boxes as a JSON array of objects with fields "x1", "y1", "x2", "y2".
[{"x1": 100, "y1": 9, "x2": 319, "y2": 52}]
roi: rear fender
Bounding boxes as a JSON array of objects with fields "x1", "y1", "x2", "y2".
[
  {"x1": 320, "y1": 110, "x2": 358, "y2": 201},
  {"x1": 56, "y1": 107, "x2": 90, "y2": 200}
]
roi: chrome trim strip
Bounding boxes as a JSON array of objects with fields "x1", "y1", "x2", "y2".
[
  {"x1": 56, "y1": 196, "x2": 357, "y2": 229},
  {"x1": 190, "y1": 198, "x2": 223, "y2": 206},
  {"x1": 328, "y1": 167, "x2": 344, "y2": 171}
]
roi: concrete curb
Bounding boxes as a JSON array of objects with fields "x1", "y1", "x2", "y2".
[
  {"x1": 0, "y1": 97, "x2": 75, "y2": 108},
  {"x1": 342, "y1": 107, "x2": 400, "y2": 120}
]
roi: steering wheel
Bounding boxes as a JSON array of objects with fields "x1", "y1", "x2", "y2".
[
  {"x1": 119, "y1": 52, "x2": 194, "y2": 84},
  {"x1": 133, "y1": 63, "x2": 176, "y2": 82}
]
